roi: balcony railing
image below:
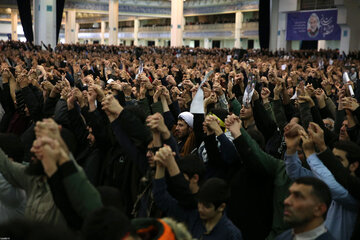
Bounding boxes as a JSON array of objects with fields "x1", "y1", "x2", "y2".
[
  {"x1": 184, "y1": 23, "x2": 235, "y2": 31},
  {"x1": 77, "y1": 22, "x2": 258, "y2": 39},
  {"x1": 78, "y1": 22, "x2": 257, "y2": 34},
  {"x1": 241, "y1": 22, "x2": 258, "y2": 30},
  {"x1": 119, "y1": 27, "x2": 134, "y2": 32},
  {"x1": 79, "y1": 28, "x2": 101, "y2": 33},
  {"x1": 139, "y1": 26, "x2": 171, "y2": 32},
  {"x1": 79, "y1": 27, "x2": 134, "y2": 33}
]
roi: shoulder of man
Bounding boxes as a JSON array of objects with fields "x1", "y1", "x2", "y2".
[
  {"x1": 221, "y1": 215, "x2": 242, "y2": 237},
  {"x1": 274, "y1": 229, "x2": 292, "y2": 240},
  {"x1": 316, "y1": 231, "x2": 336, "y2": 240}
]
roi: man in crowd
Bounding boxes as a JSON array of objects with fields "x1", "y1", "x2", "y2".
[
  {"x1": 175, "y1": 112, "x2": 195, "y2": 156},
  {"x1": 276, "y1": 177, "x2": 335, "y2": 240}
]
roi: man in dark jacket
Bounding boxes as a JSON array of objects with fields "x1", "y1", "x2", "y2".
[{"x1": 275, "y1": 177, "x2": 335, "y2": 240}]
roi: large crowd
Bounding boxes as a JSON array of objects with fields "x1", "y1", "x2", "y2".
[{"x1": 0, "y1": 40, "x2": 359, "y2": 240}]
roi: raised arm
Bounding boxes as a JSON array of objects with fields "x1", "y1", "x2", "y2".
[
  {"x1": 152, "y1": 146, "x2": 189, "y2": 222},
  {"x1": 309, "y1": 122, "x2": 360, "y2": 200},
  {"x1": 300, "y1": 128, "x2": 358, "y2": 210},
  {"x1": 102, "y1": 95, "x2": 150, "y2": 175},
  {"x1": 225, "y1": 114, "x2": 285, "y2": 178},
  {"x1": 307, "y1": 153, "x2": 358, "y2": 210},
  {"x1": 0, "y1": 148, "x2": 30, "y2": 191},
  {"x1": 318, "y1": 148, "x2": 360, "y2": 201},
  {"x1": 31, "y1": 133, "x2": 103, "y2": 219}
]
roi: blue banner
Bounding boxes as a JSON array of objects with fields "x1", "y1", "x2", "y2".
[{"x1": 286, "y1": 10, "x2": 341, "y2": 40}]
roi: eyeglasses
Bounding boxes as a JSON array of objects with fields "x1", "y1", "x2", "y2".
[{"x1": 147, "y1": 147, "x2": 160, "y2": 154}]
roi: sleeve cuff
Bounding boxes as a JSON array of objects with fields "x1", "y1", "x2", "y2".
[
  {"x1": 284, "y1": 151, "x2": 298, "y2": 158},
  {"x1": 317, "y1": 147, "x2": 331, "y2": 159},
  {"x1": 47, "y1": 169, "x2": 61, "y2": 186},
  {"x1": 58, "y1": 161, "x2": 78, "y2": 178},
  {"x1": 153, "y1": 178, "x2": 167, "y2": 193},
  {"x1": 306, "y1": 153, "x2": 319, "y2": 165},
  {"x1": 354, "y1": 106, "x2": 360, "y2": 117},
  {"x1": 233, "y1": 134, "x2": 250, "y2": 153},
  {"x1": 216, "y1": 133, "x2": 227, "y2": 142},
  {"x1": 168, "y1": 173, "x2": 183, "y2": 183},
  {"x1": 111, "y1": 110, "x2": 126, "y2": 129}
]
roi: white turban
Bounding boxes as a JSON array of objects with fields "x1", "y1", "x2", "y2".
[{"x1": 178, "y1": 112, "x2": 194, "y2": 128}]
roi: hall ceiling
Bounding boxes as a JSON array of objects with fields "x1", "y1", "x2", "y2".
[{"x1": 0, "y1": 0, "x2": 258, "y2": 23}]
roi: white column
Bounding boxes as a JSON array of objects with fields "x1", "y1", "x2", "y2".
[
  {"x1": 170, "y1": 0, "x2": 184, "y2": 47},
  {"x1": 155, "y1": 38, "x2": 160, "y2": 47},
  {"x1": 234, "y1": 11, "x2": 242, "y2": 48},
  {"x1": 100, "y1": 21, "x2": 105, "y2": 44},
  {"x1": 269, "y1": 0, "x2": 279, "y2": 51},
  {"x1": 204, "y1": 38, "x2": 211, "y2": 49},
  {"x1": 65, "y1": 10, "x2": 76, "y2": 44},
  {"x1": 75, "y1": 23, "x2": 79, "y2": 43},
  {"x1": 34, "y1": 0, "x2": 57, "y2": 48},
  {"x1": 11, "y1": 9, "x2": 18, "y2": 41},
  {"x1": 317, "y1": 40, "x2": 327, "y2": 50},
  {"x1": 277, "y1": 13, "x2": 287, "y2": 50},
  {"x1": 340, "y1": 25, "x2": 350, "y2": 55},
  {"x1": 109, "y1": 0, "x2": 119, "y2": 45},
  {"x1": 134, "y1": 18, "x2": 139, "y2": 46}
]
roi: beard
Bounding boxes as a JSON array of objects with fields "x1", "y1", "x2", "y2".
[
  {"x1": 284, "y1": 208, "x2": 313, "y2": 228},
  {"x1": 285, "y1": 216, "x2": 312, "y2": 228},
  {"x1": 25, "y1": 161, "x2": 45, "y2": 176}
]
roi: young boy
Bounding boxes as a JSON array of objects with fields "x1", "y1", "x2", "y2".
[{"x1": 152, "y1": 145, "x2": 242, "y2": 240}]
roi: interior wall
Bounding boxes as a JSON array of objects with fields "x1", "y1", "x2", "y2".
[
  {"x1": 291, "y1": 40, "x2": 301, "y2": 50},
  {"x1": 254, "y1": 39, "x2": 260, "y2": 49},
  {"x1": 0, "y1": 22, "x2": 25, "y2": 41},
  {"x1": 240, "y1": 38, "x2": 248, "y2": 49},
  {"x1": 326, "y1": 40, "x2": 340, "y2": 49},
  {"x1": 223, "y1": 39, "x2": 233, "y2": 48},
  {"x1": 183, "y1": 39, "x2": 191, "y2": 47}
]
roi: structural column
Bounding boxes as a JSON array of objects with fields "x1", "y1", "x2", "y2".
[
  {"x1": 65, "y1": 10, "x2": 76, "y2": 44},
  {"x1": 109, "y1": 0, "x2": 119, "y2": 45},
  {"x1": 276, "y1": 12, "x2": 288, "y2": 50},
  {"x1": 75, "y1": 23, "x2": 79, "y2": 43},
  {"x1": 204, "y1": 38, "x2": 211, "y2": 49},
  {"x1": 33, "y1": 0, "x2": 56, "y2": 48},
  {"x1": 234, "y1": 11, "x2": 242, "y2": 48},
  {"x1": 100, "y1": 21, "x2": 106, "y2": 44},
  {"x1": 155, "y1": 38, "x2": 160, "y2": 47},
  {"x1": 335, "y1": 0, "x2": 360, "y2": 54},
  {"x1": 170, "y1": 0, "x2": 184, "y2": 47},
  {"x1": 339, "y1": 25, "x2": 350, "y2": 55},
  {"x1": 134, "y1": 18, "x2": 139, "y2": 46},
  {"x1": 11, "y1": 9, "x2": 18, "y2": 41},
  {"x1": 269, "y1": 0, "x2": 279, "y2": 51},
  {"x1": 317, "y1": 40, "x2": 327, "y2": 50}
]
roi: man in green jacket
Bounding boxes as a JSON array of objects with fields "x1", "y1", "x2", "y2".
[
  {"x1": 30, "y1": 118, "x2": 103, "y2": 221},
  {"x1": 0, "y1": 118, "x2": 103, "y2": 226},
  {"x1": 225, "y1": 114, "x2": 292, "y2": 240},
  {"x1": 0, "y1": 147, "x2": 66, "y2": 226}
]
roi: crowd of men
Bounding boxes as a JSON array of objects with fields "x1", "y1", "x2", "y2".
[{"x1": 0, "y1": 39, "x2": 359, "y2": 240}]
